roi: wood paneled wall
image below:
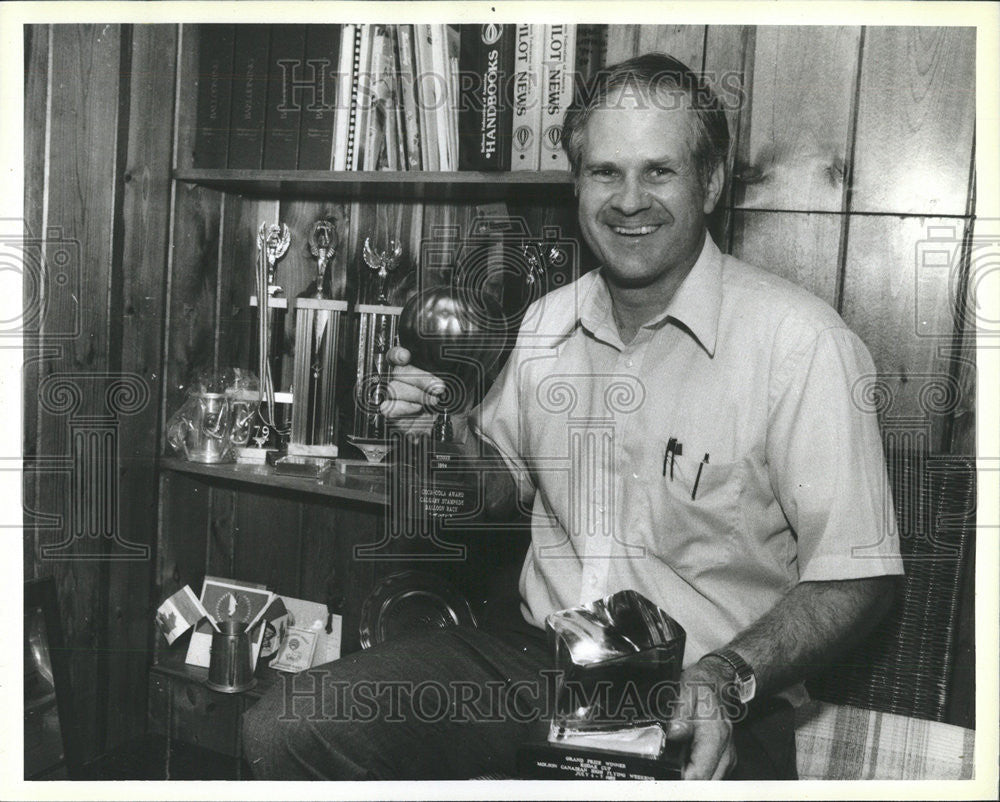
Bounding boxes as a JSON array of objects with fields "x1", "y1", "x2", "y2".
[{"x1": 23, "y1": 22, "x2": 978, "y2": 765}]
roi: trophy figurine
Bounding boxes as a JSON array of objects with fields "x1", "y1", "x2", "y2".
[
  {"x1": 260, "y1": 222, "x2": 291, "y2": 297},
  {"x1": 251, "y1": 222, "x2": 292, "y2": 445},
  {"x1": 517, "y1": 590, "x2": 689, "y2": 780},
  {"x1": 363, "y1": 237, "x2": 403, "y2": 304},
  {"x1": 346, "y1": 239, "x2": 406, "y2": 465},
  {"x1": 288, "y1": 218, "x2": 347, "y2": 459}
]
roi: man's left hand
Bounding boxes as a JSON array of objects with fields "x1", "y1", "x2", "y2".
[{"x1": 664, "y1": 661, "x2": 738, "y2": 780}]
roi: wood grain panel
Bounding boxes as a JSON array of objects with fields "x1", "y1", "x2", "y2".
[
  {"x1": 840, "y1": 216, "x2": 958, "y2": 452},
  {"x1": 217, "y1": 195, "x2": 279, "y2": 375},
  {"x1": 105, "y1": 23, "x2": 178, "y2": 749},
  {"x1": 605, "y1": 25, "x2": 640, "y2": 64},
  {"x1": 851, "y1": 27, "x2": 975, "y2": 215},
  {"x1": 637, "y1": 25, "x2": 705, "y2": 71},
  {"x1": 163, "y1": 182, "x2": 224, "y2": 419},
  {"x1": 233, "y1": 490, "x2": 303, "y2": 596},
  {"x1": 730, "y1": 210, "x2": 843, "y2": 308},
  {"x1": 207, "y1": 487, "x2": 237, "y2": 576},
  {"x1": 155, "y1": 472, "x2": 211, "y2": 645},
  {"x1": 23, "y1": 24, "x2": 49, "y2": 579},
  {"x1": 299, "y1": 500, "x2": 381, "y2": 656},
  {"x1": 35, "y1": 24, "x2": 125, "y2": 762},
  {"x1": 173, "y1": 24, "x2": 200, "y2": 171},
  {"x1": 702, "y1": 25, "x2": 752, "y2": 248},
  {"x1": 734, "y1": 26, "x2": 860, "y2": 211}
]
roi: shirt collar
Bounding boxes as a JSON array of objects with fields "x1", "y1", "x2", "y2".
[{"x1": 577, "y1": 234, "x2": 724, "y2": 356}]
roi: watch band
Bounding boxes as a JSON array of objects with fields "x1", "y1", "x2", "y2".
[{"x1": 703, "y1": 648, "x2": 757, "y2": 704}]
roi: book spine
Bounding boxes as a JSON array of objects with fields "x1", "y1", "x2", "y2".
[
  {"x1": 389, "y1": 27, "x2": 408, "y2": 171},
  {"x1": 539, "y1": 24, "x2": 576, "y2": 171},
  {"x1": 350, "y1": 25, "x2": 374, "y2": 171},
  {"x1": 228, "y1": 25, "x2": 271, "y2": 169},
  {"x1": 263, "y1": 25, "x2": 307, "y2": 170},
  {"x1": 331, "y1": 24, "x2": 357, "y2": 170},
  {"x1": 396, "y1": 24, "x2": 421, "y2": 169},
  {"x1": 429, "y1": 25, "x2": 452, "y2": 170},
  {"x1": 574, "y1": 24, "x2": 608, "y2": 85},
  {"x1": 364, "y1": 25, "x2": 392, "y2": 171},
  {"x1": 510, "y1": 24, "x2": 544, "y2": 172},
  {"x1": 193, "y1": 24, "x2": 235, "y2": 168},
  {"x1": 458, "y1": 24, "x2": 515, "y2": 172},
  {"x1": 414, "y1": 24, "x2": 439, "y2": 171},
  {"x1": 296, "y1": 24, "x2": 339, "y2": 170}
]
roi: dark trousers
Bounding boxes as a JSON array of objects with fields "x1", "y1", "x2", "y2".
[{"x1": 242, "y1": 624, "x2": 797, "y2": 780}]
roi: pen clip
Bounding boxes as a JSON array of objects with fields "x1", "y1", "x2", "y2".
[
  {"x1": 691, "y1": 453, "x2": 709, "y2": 500},
  {"x1": 664, "y1": 438, "x2": 676, "y2": 478}
]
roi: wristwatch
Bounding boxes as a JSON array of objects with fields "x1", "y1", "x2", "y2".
[{"x1": 702, "y1": 648, "x2": 757, "y2": 704}]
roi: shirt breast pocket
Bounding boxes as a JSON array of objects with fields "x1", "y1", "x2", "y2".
[{"x1": 650, "y1": 450, "x2": 743, "y2": 581}]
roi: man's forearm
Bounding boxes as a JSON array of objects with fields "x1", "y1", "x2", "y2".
[{"x1": 700, "y1": 576, "x2": 898, "y2": 697}]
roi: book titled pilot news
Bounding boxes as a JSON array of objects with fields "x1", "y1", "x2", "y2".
[
  {"x1": 458, "y1": 23, "x2": 515, "y2": 172},
  {"x1": 510, "y1": 23, "x2": 544, "y2": 171},
  {"x1": 193, "y1": 25, "x2": 235, "y2": 168},
  {"x1": 539, "y1": 24, "x2": 577, "y2": 171}
]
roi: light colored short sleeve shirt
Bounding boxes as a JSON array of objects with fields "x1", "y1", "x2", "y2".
[{"x1": 471, "y1": 235, "x2": 904, "y2": 667}]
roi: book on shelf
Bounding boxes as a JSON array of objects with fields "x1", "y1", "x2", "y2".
[
  {"x1": 575, "y1": 24, "x2": 608, "y2": 86},
  {"x1": 348, "y1": 25, "x2": 375, "y2": 171},
  {"x1": 364, "y1": 24, "x2": 395, "y2": 170},
  {"x1": 510, "y1": 23, "x2": 544, "y2": 171},
  {"x1": 263, "y1": 25, "x2": 307, "y2": 170},
  {"x1": 413, "y1": 24, "x2": 440, "y2": 171},
  {"x1": 331, "y1": 23, "x2": 358, "y2": 170},
  {"x1": 540, "y1": 24, "x2": 576, "y2": 171},
  {"x1": 193, "y1": 24, "x2": 235, "y2": 168},
  {"x1": 428, "y1": 25, "x2": 455, "y2": 170},
  {"x1": 395, "y1": 24, "x2": 422, "y2": 170},
  {"x1": 228, "y1": 25, "x2": 271, "y2": 169},
  {"x1": 458, "y1": 23, "x2": 515, "y2": 172},
  {"x1": 297, "y1": 24, "x2": 340, "y2": 170}
]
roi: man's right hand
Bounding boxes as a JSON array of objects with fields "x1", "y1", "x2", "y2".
[{"x1": 379, "y1": 346, "x2": 453, "y2": 439}]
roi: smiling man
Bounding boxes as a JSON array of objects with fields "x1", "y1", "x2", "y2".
[{"x1": 243, "y1": 54, "x2": 903, "y2": 781}]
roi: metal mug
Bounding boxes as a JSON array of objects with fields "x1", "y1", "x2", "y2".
[
  {"x1": 206, "y1": 620, "x2": 257, "y2": 693},
  {"x1": 166, "y1": 391, "x2": 234, "y2": 463}
]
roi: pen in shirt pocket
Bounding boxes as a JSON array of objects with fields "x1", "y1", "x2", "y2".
[
  {"x1": 691, "y1": 453, "x2": 709, "y2": 500},
  {"x1": 662, "y1": 438, "x2": 682, "y2": 479}
]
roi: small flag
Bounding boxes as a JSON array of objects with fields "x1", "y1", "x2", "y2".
[{"x1": 155, "y1": 585, "x2": 210, "y2": 645}]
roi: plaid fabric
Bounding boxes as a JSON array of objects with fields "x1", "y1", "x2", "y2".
[{"x1": 794, "y1": 701, "x2": 975, "y2": 780}]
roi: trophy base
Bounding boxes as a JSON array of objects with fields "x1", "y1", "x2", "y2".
[{"x1": 516, "y1": 738, "x2": 686, "y2": 780}]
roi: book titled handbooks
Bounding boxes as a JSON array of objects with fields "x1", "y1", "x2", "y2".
[
  {"x1": 193, "y1": 24, "x2": 235, "y2": 168},
  {"x1": 263, "y1": 25, "x2": 307, "y2": 170},
  {"x1": 458, "y1": 23, "x2": 515, "y2": 172},
  {"x1": 539, "y1": 24, "x2": 577, "y2": 171},
  {"x1": 297, "y1": 24, "x2": 340, "y2": 170},
  {"x1": 228, "y1": 25, "x2": 271, "y2": 169}
]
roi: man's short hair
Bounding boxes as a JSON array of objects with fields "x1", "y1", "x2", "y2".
[{"x1": 561, "y1": 53, "x2": 731, "y2": 187}]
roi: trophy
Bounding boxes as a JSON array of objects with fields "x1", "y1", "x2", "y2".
[
  {"x1": 392, "y1": 280, "x2": 505, "y2": 521},
  {"x1": 346, "y1": 238, "x2": 405, "y2": 465},
  {"x1": 517, "y1": 590, "x2": 689, "y2": 780},
  {"x1": 288, "y1": 219, "x2": 347, "y2": 459},
  {"x1": 250, "y1": 222, "x2": 292, "y2": 448}
]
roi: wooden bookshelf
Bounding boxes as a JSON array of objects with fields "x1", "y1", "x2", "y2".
[{"x1": 174, "y1": 168, "x2": 577, "y2": 201}]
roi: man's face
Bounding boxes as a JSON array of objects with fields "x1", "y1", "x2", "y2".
[{"x1": 575, "y1": 90, "x2": 723, "y2": 290}]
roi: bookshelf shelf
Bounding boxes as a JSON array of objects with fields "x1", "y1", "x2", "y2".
[
  {"x1": 160, "y1": 457, "x2": 387, "y2": 506},
  {"x1": 174, "y1": 168, "x2": 577, "y2": 201}
]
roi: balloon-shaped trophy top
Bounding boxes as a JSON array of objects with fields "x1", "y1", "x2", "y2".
[{"x1": 397, "y1": 284, "x2": 505, "y2": 413}]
